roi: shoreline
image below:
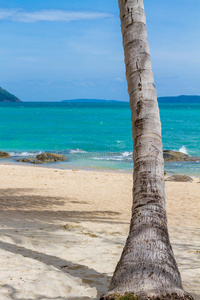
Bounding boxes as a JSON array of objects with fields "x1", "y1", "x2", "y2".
[
  {"x1": 0, "y1": 164, "x2": 199, "y2": 299},
  {"x1": 1, "y1": 160, "x2": 200, "y2": 178},
  {"x1": 0, "y1": 160, "x2": 133, "y2": 174},
  {"x1": 1, "y1": 148, "x2": 200, "y2": 177}
]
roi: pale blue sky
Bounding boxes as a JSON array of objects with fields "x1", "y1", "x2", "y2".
[{"x1": 0, "y1": 0, "x2": 199, "y2": 101}]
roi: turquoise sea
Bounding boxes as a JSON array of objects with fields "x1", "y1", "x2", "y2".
[{"x1": 0, "y1": 101, "x2": 199, "y2": 175}]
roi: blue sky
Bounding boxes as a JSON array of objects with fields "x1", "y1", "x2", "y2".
[{"x1": 0, "y1": 0, "x2": 200, "y2": 102}]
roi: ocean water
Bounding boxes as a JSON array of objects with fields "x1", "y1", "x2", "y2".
[{"x1": 0, "y1": 101, "x2": 199, "y2": 175}]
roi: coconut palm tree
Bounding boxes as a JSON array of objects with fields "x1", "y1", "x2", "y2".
[{"x1": 101, "y1": 0, "x2": 193, "y2": 299}]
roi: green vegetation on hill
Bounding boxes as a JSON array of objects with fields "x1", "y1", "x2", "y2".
[
  {"x1": 0, "y1": 87, "x2": 21, "y2": 102},
  {"x1": 158, "y1": 95, "x2": 200, "y2": 103},
  {"x1": 61, "y1": 96, "x2": 200, "y2": 103},
  {"x1": 61, "y1": 99, "x2": 121, "y2": 103}
]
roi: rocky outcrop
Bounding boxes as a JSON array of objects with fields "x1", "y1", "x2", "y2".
[
  {"x1": 163, "y1": 150, "x2": 199, "y2": 162},
  {"x1": 0, "y1": 151, "x2": 11, "y2": 159},
  {"x1": 36, "y1": 153, "x2": 67, "y2": 163},
  {"x1": 165, "y1": 174, "x2": 193, "y2": 182},
  {"x1": 17, "y1": 157, "x2": 43, "y2": 164},
  {"x1": 16, "y1": 153, "x2": 67, "y2": 164}
]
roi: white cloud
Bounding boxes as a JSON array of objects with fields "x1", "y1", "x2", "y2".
[
  {"x1": 0, "y1": 9, "x2": 112, "y2": 23},
  {"x1": 114, "y1": 77, "x2": 124, "y2": 82}
]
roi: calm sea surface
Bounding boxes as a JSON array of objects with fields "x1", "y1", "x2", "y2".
[{"x1": 0, "y1": 101, "x2": 199, "y2": 175}]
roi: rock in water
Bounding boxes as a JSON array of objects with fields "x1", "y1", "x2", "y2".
[
  {"x1": 165, "y1": 174, "x2": 193, "y2": 182},
  {"x1": 0, "y1": 151, "x2": 11, "y2": 159},
  {"x1": 163, "y1": 150, "x2": 199, "y2": 162},
  {"x1": 17, "y1": 157, "x2": 43, "y2": 164},
  {"x1": 36, "y1": 153, "x2": 67, "y2": 163},
  {"x1": 163, "y1": 150, "x2": 189, "y2": 162}
]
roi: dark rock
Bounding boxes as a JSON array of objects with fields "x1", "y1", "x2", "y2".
[
  {"x1": 17, "y1": 157, "x2": 43, "y2": 164},
  {"x1": 163, "y1": 150, "x2": 199, "y2": 162},
  {"x1": 165, "y1": 174, "x2": 193, "y2": 182},
  {"x1": 36, "y1": 153, "x2": 67, "y2": 163},
  {"x1": 0, "y1": 151, "x2": 11, "y2": 159}
]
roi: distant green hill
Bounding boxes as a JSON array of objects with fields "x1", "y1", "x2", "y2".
[
  {"x1": 158, "y1": 95, "x2": 200, "y2": 103},
  {"x1": 61, "y1": 95, "x2": 200, "y2": 104},
  {"x1": 0, "y1": 87, "x2": 21, "y2": 102},
  {"x1": 61, "y1": 99, "x2": 121, "y2": 103}
]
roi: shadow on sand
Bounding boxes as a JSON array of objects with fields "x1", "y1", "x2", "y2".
[
  {"x1": 0, "y1": 188, "x2": 118, "y2": 299},
  {"x1": 0, "y1": 240, "x2": 111, "y2": 299}
]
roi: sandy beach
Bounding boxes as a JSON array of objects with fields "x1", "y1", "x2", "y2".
[{"x1": 0, "y1": 164, "x2": 199, "y2": 300}]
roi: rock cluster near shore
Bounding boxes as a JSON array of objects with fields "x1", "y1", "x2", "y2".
[
  {"x1": 18, "y1": 153, "x2": 67, "y2": 164},
  {"x1": 0, "y1": 150, "x2": 199, "y2": 165},
  {"x1": 0, "y1": 151, "x2": 11, "y2": 159},
  {"x1": 0, "y1": 151, "x2": 67, "y2": 164},
  {"x1": 17, "y1": 158, "x2": 43, "y2": 164},
  {"x1": 36, "y1": 153, "x2": 66, "y2": 163},
  {"x1": 163, "y1": 150, "x2": 199, "y2": 162}
]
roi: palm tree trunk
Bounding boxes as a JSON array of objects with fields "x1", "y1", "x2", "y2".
[{"x1": 101, "y1": 0, "x2": 194, "y2": 299}]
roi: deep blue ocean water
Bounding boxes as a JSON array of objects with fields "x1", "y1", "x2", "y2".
[{"x1": 0, "y1": 101, "x2": 199, "y2": 175}]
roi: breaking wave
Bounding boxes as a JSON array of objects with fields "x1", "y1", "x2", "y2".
[
  {"x1": 92, "y1": 151, "x2": 133, "y2": 162},
  {"x1": 9, "y1": 151, "x2": 43, "y2": 157},
  {"x1": 68, "y1": 149, "x2": 87, "y2": 154},
  {"x1": 178, "y1": 146, "x2": 188, "y2": 155}
]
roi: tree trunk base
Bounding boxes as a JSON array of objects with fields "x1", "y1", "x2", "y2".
[{"x1": 100, "y1": 290, "x2": 194, "y2": 300}]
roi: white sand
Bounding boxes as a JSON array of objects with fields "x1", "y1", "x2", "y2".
[{"x1": 0, "y1": 164, "x2": 199, "y2": 300}]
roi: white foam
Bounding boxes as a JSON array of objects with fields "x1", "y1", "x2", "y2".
[
  {"x1": 122, "y1": 151, "x2": 132, "y2": 157},
  {"x1": 69, "y1": 149, "x2": 87, "y2": 154},
  {"x1": 92, "y1": 157, "x2": 105, "y2": 160},
  {"x1": 9, "y1": 151, "x2": 42, "y2": 157},
  {"x1": 179, "y1": 146, "x2": 188, "y2": 155},
  {"x1": 93, "y1": 157, "x2": 124, "y2": 161},
  {"x1": 92, "y1": 152, "x2": 132, "y2": 162}
]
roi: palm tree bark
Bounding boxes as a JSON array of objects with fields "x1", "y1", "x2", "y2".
[{"x1": 101, "y1": 0, "x2": 194, "y2": 299}]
